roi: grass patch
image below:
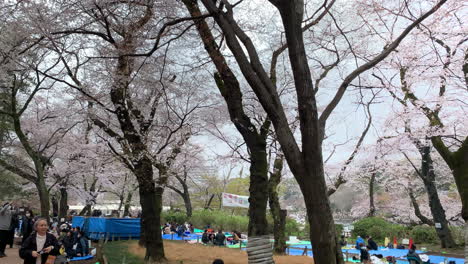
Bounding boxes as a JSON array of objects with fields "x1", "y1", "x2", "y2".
[{"x1": 104, "y1": 240, "x2": 145, "y2": 264}]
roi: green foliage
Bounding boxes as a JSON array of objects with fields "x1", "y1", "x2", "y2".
[
  {"x1": 351, "y1": 217, "x2": 411, "y2": 242},
  {"x1": 335, "y1": 224, "x2": 343, "y2": 237},
  {"x1": 188, "y1": 210, "x2": 249, "y2": 233},
  {"x1": 449, "y1": 226, "x2": 465, "y2": 246},
  {"x1": 352, "y1": 217, "x2": 391, "y2": 240},
  {"x1": 0, "y1": 172, "x2": 25, "y2": 200},
  {"x1": 302, "y1": 223, "x2": 343, "y2": 240},
  {"x1": 285, "y1": 218, "x2": 302, "y2": 235},
  {"x1": 161, "y1": 211, "x2": 188, "y2": 224},
  {"x1": 410, "y1": 226, "x2": 438, "y2": 244}
]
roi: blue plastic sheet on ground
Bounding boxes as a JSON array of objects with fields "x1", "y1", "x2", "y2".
[
  {"x1": 395, "y1": 255, "x2": 464, "y2": 264},
  {"x1": 286, "y1": 245, "x2": 464, "y2": 264},
  {"x1": 70, "y1": 255, "x2": 93, "y2": 261},
  {"x1": 162, "y1": 233, "x2": 201, "y2": 241},
  {"x1": 72, "y1": 216, "x2": 141, "y2": 240}
]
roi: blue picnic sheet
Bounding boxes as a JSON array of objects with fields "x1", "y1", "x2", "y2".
[{"x1": 285, "y1": 244, "x2": 464, "y2": 264}]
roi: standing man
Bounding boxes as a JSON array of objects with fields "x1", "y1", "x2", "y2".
[{"x1": 0, "y1": 202, "x2": 14, "y2": 257}]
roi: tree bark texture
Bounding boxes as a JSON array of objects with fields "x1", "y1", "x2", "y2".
[
  {"x1": 368, "y1": 171, "x2": 376, "y2": 217},
  {"x1": 37, "y1": 179, "x2": 50, "y2": 220},
  {"x1": 123, "y1": 191, "x2": 134, "y2": 217},
  {"x1": 418, "y1": 146, "x2": 456, "y2": 248},
  {"x1": 59, "y1": 185, "x2": 68, "y2": 222},
  {"x1": 408, "y1": 188, "x2": 434, "y2": 226},
  {"x1": 268, "y1": 154, "x2": 287, "y2": 254},
  {"x1": 51, "y1": 194, "x2": 59, "y2": 217}
]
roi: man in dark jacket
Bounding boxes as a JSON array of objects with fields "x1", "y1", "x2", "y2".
[
  {"x1": 19, "y1": 218, "x2": 60, "y2": 264},
  {"x1": 214, "y1": 230, "x2": 226, "y2": 246},
  {"x1": 366, "y1": 235, "x2": 378, "y2": 250}
]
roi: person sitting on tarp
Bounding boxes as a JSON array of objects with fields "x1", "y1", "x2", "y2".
[
  {"x1": 406, "y1": 244, "x2": 429, "y2": 264},
  {"x1": 176, "y1": 224, "x2": 186, "y2": 237},
  {"x1": 355, "y1": 236, "x2": 365, "y2": 249},
  {"x1": 231, "y1": 230, "x2": 240, "y2": 245},
  {"x1": 75, "y1": 231, "x2": 89, "y2": 257},
  {"x1": 60, "y1": 230, "x2": 75, "y2": 258},
  {"x1": 339, "y1": 235, "x2": 347, "y2": 246},
  {"x1": 359, "y1": 243, "x2": 370, "y2": 264},
  {"x1": 214, "y1": 230, "x2": 226, "y2": 246},
  {"x1": 366, "y1": 235, "x2": 378, "y2": 250},
  {"x1": 170, "y1": 223, "x2": 177, "y2": 234},
  {"x1": 201, "y1": 230, "x2": 210, "y2": 244}
]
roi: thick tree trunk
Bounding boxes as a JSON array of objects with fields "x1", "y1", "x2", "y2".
[
  {"x1": 418, "y1": 146, "x2": 456, "y2": 248},
  {"x1": 300, "y1": 172, "x2": 343, "y2": 264},
  {"x1": 37, "y1": 178, "x2": 50, "y2": 221},
  {"x1": 368, "y1": 171, "x2": 376, "y2": 217},
  {"x1": 58, "y1": 186, "x2": 68, "y2": 222},
  {"x1": 123, "y1": 191, "x2": 134, "y2": 217},
  {"x1": 51, "y1": 195, "x2": 59, "y2": 217},
  {"x1": 269, "y1": 154, "x2": 287, "y2": 254},
  {"x1": 464, "y1": 221, "x2": 468, "y2": 263},
  {"x1": 248, "y1": 145, "x2": 270, "y2": 237},
  {"x1": 135, "y1": 158, "x2": 166, "y2": 263},
  {"x1": 453, "y1": 163, "x2": 468, "y2": 222},
  {"x1": 183, "y1": 193, "x2": 192, "y2": 218}
]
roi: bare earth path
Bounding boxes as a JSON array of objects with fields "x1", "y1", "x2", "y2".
[{"x1": 2, "y1": 247, "x2": 23, "y2": 264}]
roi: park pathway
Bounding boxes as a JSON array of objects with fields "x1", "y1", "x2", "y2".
[{"x1": 2, "y1": 247, "x2": 23, "y2": 264}]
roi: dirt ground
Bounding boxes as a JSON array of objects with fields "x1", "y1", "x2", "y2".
[
  {"x1": 1, "y1": 247, "x2": 23, "y2": 264},
  {"x1": 129, "y1": 241, "x2": 315, "y2": 264}
]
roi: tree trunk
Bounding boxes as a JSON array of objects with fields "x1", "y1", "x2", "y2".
[
  {"x1": 37, "y1": 178, "x2": 50, "y2": 221},
  {"x1": 300, "y1": 172, "x2": 343, "y2": 264},
  {"x1": 135, "y1": 157, "x2": 166, "y2": 263},
  {"x1": 79, "y1": 204, "x2": 92, "y2": 216},
  {"x1": 408, "y1": 189, "x2": 434, "y2": 226},
  {"x1": 248, "y1": 145, "x2": 270, "y2": 237},
  {"x1": 464, "y1": 221, "x2": 468, "y2": 263},
  {"x1": 183, "y1": 193, "x2": 192, "y2": 218},
  {"x1": 59, "y1": 185, "x2": 68, "y2": 222},
  {"x1": 452, "y1": 163, "x2": 468, "y2": 222},
  {"x1": 269, "y1": 154, "x2": 287, "y2": 254},
  {"x1": 204, "y1": 194, "x2": 215, "y2": 210},
  {"x1": 51, "y1": 194, "x2": 59, "y2": 217},
  {"x1": 431, "y1": 137, "x2": 468, "y2": 223},
  {"x1": 368, "y1": 171, "x2": 376, "y2": 217},
  {"x1": 123, "y1": 191, "x2": 134, "y2": 217},
  {"x1": 417, "y1": 146, "x2": 456, "y2": 248}
]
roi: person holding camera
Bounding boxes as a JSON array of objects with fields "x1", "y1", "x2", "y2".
[
  {"x1": 0, "y1": 202, "x2": 15, "y2": 257},
  {"x1": 19, "y1": 218, "x2": 60, "y2": 264}
]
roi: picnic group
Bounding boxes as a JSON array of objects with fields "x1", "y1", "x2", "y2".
[
  {"x1": 343, "y1": 235, "x2": 431, "y2": 264},
  {"x1": 0, "y1": 202, "x2": 91, "y2": 264}
]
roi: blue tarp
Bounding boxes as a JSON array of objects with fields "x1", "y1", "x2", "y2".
[
  {"x1": 70, "y1": 255, "x2": 93, "y2": 261},
  {"x1": 286, "y1": 245, "x2": 464, "y2": 264},
  {"x1": 162, "y1": 233, "x2": 201, "y2": 241},
  {"x1": 72, "y1": 216, "x2": 141, "y2": 240}
]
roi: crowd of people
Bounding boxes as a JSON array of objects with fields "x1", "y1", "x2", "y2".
[
  {"x1": 349, "y1": 235, "x2": 429, "y2": 264},
  {"x1": 0, "y1": 202, "x2": 91, "y2": 264},
  {"x1": 162, "y1": 222, "x2": 194, "y2": 237}
]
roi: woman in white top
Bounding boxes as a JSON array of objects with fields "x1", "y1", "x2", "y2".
[{"x1": 19, "y1": 218, "x2": 59, "y2": 264}]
